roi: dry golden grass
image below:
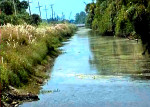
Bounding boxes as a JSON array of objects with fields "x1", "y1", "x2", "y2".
[{"x1": 0, "y1": 23, "x2": 76, "y2": 89}]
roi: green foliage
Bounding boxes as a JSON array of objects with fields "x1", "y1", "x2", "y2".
[
  {"x1": 85, "y1": 3, "x2": 96, "y2": 28},
  {"x1": 31, "y1": 14, "x2": 42, "y2": 25},
  {"x1": 98, "y1": 4, "x2": 113, "y2": 34},
  {"x1": 0, "y1": 64, "x2": 9, "y2": 88},
  {"x1": 91, "y1": 1, "x2": 116, "y2": 35},
  {"x1": 0, "y1": 23, "x2": 76, "y2": 89},
  {"x1": 0, "y1": 0, "x2": 28, "y2": 15},
  {"x1": 86, "y1": 0, "x2": 150, "y2": 52},
  {"x1": 115, "y1": 6, "x2": 128, "y2": 36},
  {"x1": 0, "y1": 13, "x2": 7, "y2": 25},
  {"x1": 75, "y1": 11, "x2": 87, "y2": 24},
  {"x1": 0, "y1": 0, "x2": 37, "y2": 25},
  {"x1": 0, "y1": 1, "x2": 14, "y2": 15},
  {"x1": 17, "y1": 1, "x2": 29, "y2": 11},
  {"x1": 86, "y1": 0, "x2": 150, "y2": 36},
  {"x1": 8, "y1": 71, "x2": 21, "y2": 87}
]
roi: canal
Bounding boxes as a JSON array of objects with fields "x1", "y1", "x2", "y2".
[{"x1": 20, "y1": 28, "x2": 150, "y2": 107}]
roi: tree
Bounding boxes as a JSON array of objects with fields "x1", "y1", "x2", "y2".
[
  {"x1": 31, "y1": 14, "x2": 42, "y2": 25},
  {"x1": 85, "y1": 0, "x2": 150, "y2": 53},
  {"x1": 75, "y1": 11, "x2": 87, "y2": 24},
  {"x1": 0, "y1": 1, "x2": 14, "y2": 15},
  {"x1": 0, "y1": 0, "x2": 31, "y2": 25},
  {"x1": 85, "y1": 3, "x2": 96, "y2": 28},
  {"x1": 17, "y1": 1, "x2": 29, "y2": 12}
]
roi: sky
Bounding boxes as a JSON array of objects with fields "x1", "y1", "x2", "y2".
[{"x1": 21, "y1": 0, "x2": 93, "y2": 20}]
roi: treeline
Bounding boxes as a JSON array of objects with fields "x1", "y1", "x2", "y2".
[
  {"x1": 0, "y1": 0, "x2": 41, "y2": 25},
  {"x1": 75, "y1": 11, "x2": 86, "y2": 24},
  {"x1": 85, "y1": 0, "x2": 150, "y2": 53}
]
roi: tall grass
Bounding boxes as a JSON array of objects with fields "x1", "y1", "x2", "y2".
[{"x1": 0, "y1": 23, "x2": 76, "y2": 89}]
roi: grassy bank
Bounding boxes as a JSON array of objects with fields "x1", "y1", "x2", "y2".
[{"x1": 0, "y1": 23, "x2": 76, "y2": 92}]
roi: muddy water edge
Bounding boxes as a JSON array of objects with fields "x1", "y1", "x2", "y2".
[{"x1": 20, "y1": 27, "x2": 150, "y2": 107}]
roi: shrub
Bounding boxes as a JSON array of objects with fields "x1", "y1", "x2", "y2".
[
  {"x1": 31, "y1": 14, "x2": 42, "y2": 25},
  {"x1": 0, "y1": 64, "x2": 9, "y2": 88}
]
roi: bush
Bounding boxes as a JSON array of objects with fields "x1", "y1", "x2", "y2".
[
  {"x1": 0, "y1": 64, "x2": 9, "y2": 88},
  {"x1": 31, "y1": 14, "x2": 42, "y2": 25}
]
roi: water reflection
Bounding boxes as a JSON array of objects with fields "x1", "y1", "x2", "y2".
[
  {"x1": 20, "y1": 28, "x2": 150, "y2": 107},
  {"x1": 89, "y1": 31, "x2": 150, "y2": 78}
]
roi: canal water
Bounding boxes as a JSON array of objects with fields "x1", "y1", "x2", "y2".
[{"x1": 20, "y1": 28, "x2": 150, "y2": 107}]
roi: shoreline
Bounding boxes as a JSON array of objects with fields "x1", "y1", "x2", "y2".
[
  {"x1": 2, "y1": 55, "x2": 56, "y2": 107},
  {"x1": 1, "y1": 23, "x2": 77, "y2": 107}
]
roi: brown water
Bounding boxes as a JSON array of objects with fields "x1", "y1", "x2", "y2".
[{"x1": 20, "y1": 28, "x2": 150, "y2": 107}]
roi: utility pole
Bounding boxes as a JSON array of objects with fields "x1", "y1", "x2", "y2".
[
  {"x1": 44, "y1": 5, "x2": 48, "y2": 20},
  {"x1": 57, "y1": 15, "x2": 59, "y2": 21},
  {"x1": 62, "y1": 12, "x2": 64, "y2": 20},
  {"x1": 36, "y1": 1, "x2": 42, "y2": 17},
  {"x1": 54, "y1": 11, "x2": 55, "y2": 20},
  {"x1": 13, "y1": 0, "x2": 17, "y2": 16},
  {"x1": 50, "y1": 15, "x2": 51, "y2": 19},
  {"x1": 84, "y1": 2, "x2": 87, "y2": 5},
  {"x1": 50, "y1": 4, "x2": 54, "y2": 20},
  {"x1": 28, "y1": 0, "x2": 32, "y2": 15},
  {"x1": 64, "y1": 14, "x2": 65, "y2": 20},
  {"x1": 69, "y1": 12, "x2": 72, "y2": 20}
]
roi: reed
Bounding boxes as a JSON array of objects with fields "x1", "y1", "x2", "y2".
[{"x1": 0, "y1": 23, "x2": 76, "y2": 89}]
